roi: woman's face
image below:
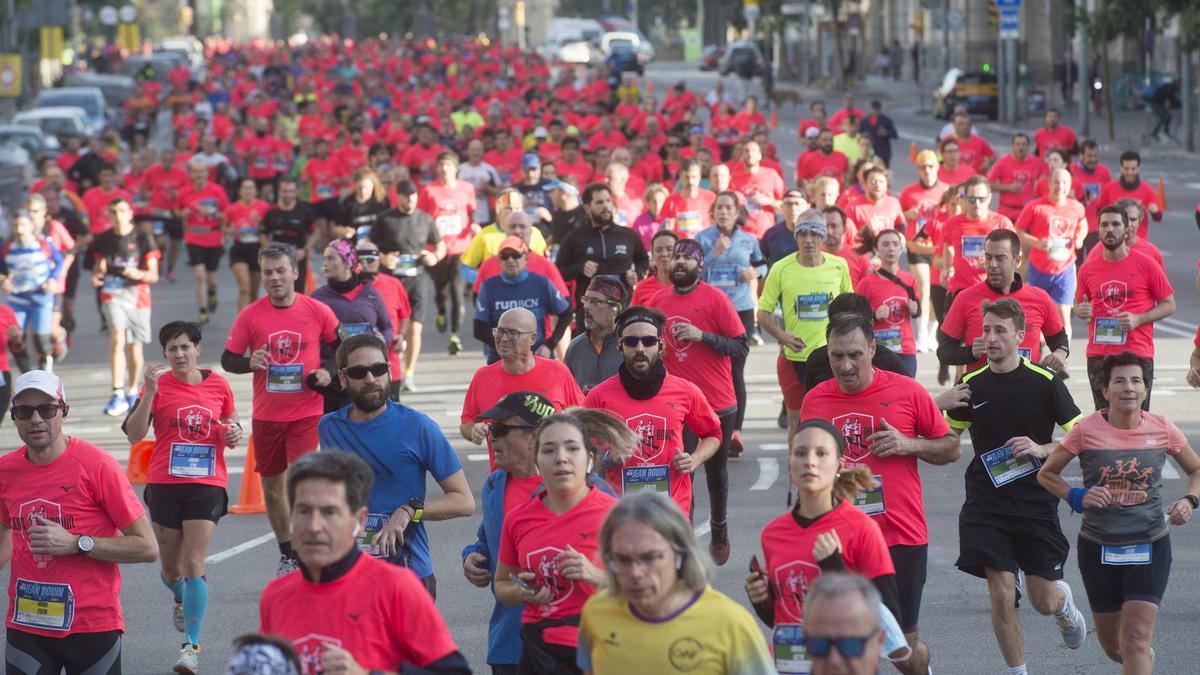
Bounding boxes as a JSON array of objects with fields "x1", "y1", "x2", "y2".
[
  {"x1": 239, "y1": 181, "x2": 257, "y2": 202},
  {"x1": 322, "y1": 247, "x2": 352, "y2": 282},
  {"x1": 647, "y1": 192, "x2": 667, "y2": 217},
  {"x1": 536, "y1": 422, "x2": 590, "y2": 496},
  {"x1": 875, "y1": 231, "x2": 904, "y2": 265},
  {"x1": 712, "y1": 195, "x2": 739, "y2": 228},
  {"x1": 357, "y1": 177, "x2": 374, "y2": 197},
  {"x1": 789, "y1": 426, "x2": 842, "y2": 495},
  {"x1": 1103, "y1": 364, "x2": 1149, "y2": 414},
  {"x1": 163, "y1": 333, "x2": 201, "y2": 374}
]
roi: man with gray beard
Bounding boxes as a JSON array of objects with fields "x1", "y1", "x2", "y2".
[{"x1": 564, "y1": 275, "x2": 627, "y2": 393}]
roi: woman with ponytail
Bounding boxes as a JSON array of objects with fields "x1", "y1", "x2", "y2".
[{"x1": 855, "y1": 227, "x2": 921, "y2": 376}]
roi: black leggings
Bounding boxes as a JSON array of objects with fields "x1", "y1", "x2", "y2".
[
  {"x1": 684, "y1": 410, "x2": 736, "y2": 525},
  {"x1": 931, "y1": 284, "x2": 949, "y2": 324},
  {"x1": 430, "y1": 254, "x2": 466, "y2": 333},
  {"x1": 733, "y1": 310, "x2": 754, "y2": 431},
  {"x1": 6, "y1": 629, "x2": 122, "y2": 675}
]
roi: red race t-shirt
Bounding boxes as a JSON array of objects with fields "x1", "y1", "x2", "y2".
[
  {"x1": 987, "y1": 154, "x2": 1046, "y2": 218},
  {"x1": 937, "y1": 163, "x2": 977, "y2": 186},
  {"x1": 81, "y1": 186, "x2": 134, "y2": 235},
  {"x1": 178, "y1": 182, "x2": 230, "y2": 247},
  {"x1": 498, "y1": 488, "x2": 617, "y2": 647},
  {"x1": 1015, "y1": 197, "x2": 1087, "y2": 275},
  {"x1": 369, "y1": 273, "x2": 412, "y2": 380},
  {"x1": 145, "y1": 370, "x2": 235, "y2": 487},
  {"x1": 799, "y1": 369, "x2": 951, "y2": 547},
  {"x1": 226, "y1": 199, "x2": 271, "y2": 246},
  {"x1": 0, "y1": 438, "x2": 145, "y2": 637},
  {"x1": 631, "y1": 275, "x2": 669, "y2": 307},
  {"x1": 899, "y1": 181, "x2": 949, "y2": 236},
  {"x1": 400, "y1": 143, "x2": 446, "y2": 183},
  {"x1": 260, "y1": 553, "x2": 460, "y2": 674},
  {"x1": 952, "y1": 135, "x2": 995, "y2": 172},
  {"x1": 941, "y1": 279, "x2": 1064, "y2": 370},
  {"x1": 145, "y1": 164, "x2": 189, "y2": 214},
  {"x1": 583, "y1": 372, "x2": 721, "y2": 517},
  {"x1": 731, "y1": 167, "x2": 785, "y2": 238},
  {"x1": 0, "y1": 304, "x2": 17, "y2": 371},
  {"x1": 857, "y1": 270, "x2": 919, "y2": 355},
  {"x1": 1075, "y1": 251, "x2": 1174, "y2": 359},
  {"x1": 419, "y1": 181, "x2": 476, "y2": 255},
  {"x1": 1070, "y1": 162, "x2": 1112, "y2": 231},
  {"x1": 225, "y1": 294, "x2": 340, "y2": 422},
  {"x1": 941, "y1": 212, "x2": 1015, "y2": 293},
  {"x1": 847, "y1": 196, "x2": 906, "y2": 243},
  {"x1": 796, "y1": 151, "x2": 849, "y2": 186},
  {"x1": 244, "y1": 136, "x2": 279, "y2": 180},
  {"x1": 646, "y1": 283, "x2": 744, "y2": 411},
  {"x1": 659, "y1": 190, "x2": 715, "y2": 239},
  {"x1": 1034, "y1": 126, "x2": 1077, "y2": 156},
  {"x1": 760, "y1": 500, "x2": 894, "y2": 626},
  {"x1": 474, "y1": 252, "x2": 567, "y2": 296},
  {"x1": 503, "y1": 474, "x2": 544, "y2": 516},
  {"x1": 303, "y1": 156, "x2": 344, "y2": 201}
]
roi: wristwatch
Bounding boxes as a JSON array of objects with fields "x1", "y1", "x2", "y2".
[
  {"x1": 407, "y1": 498, "x2": 424, "y2": 524},
  {"x1": 1183, "y1": 494, "x2": 1199, "y2": 510},
  {"x1": 77, "y1": 535, "x2": 95, "y2": 556}
]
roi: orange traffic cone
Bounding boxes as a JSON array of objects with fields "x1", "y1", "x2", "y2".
[
  {"x1": 127, "y1": 440, "x2": 153, "y2": 484},
  {"x1": 908, "y1": 141, "x2": 918, "y2": 164},
  {"x1": 304, "y1": 264, "x2": 316, "y2": 295},
  {"x1": 230, "y1": 435, "x2": 266, "y2": 515},
  {"x1": 1156, "y1": 178, "x2": 1167, "y2": 211},
  {"x1": 770, "y1": 107, "x2": 779, "y2": 129}
]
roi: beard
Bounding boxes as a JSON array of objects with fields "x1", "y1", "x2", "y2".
[
  {"x1": 349, "y1": 382, "x2": 388, "y2": 413},
  {"x1": 670, "y1": 265, "x2": 700, "y2": 288},
  {"x1": 592, "y1": 211, "x2": 615, "y2": 228},
  {"x1": 1101, "y1": 235, "x2": 1125, "y2": 251}
]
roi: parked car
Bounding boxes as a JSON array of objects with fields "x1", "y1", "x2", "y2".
[
  {"x1": 0, "y1": 125, "x2": 61, "y2": 162},
  {"x1": 934, "y1": 68, "x2": 999, "y2": 120},
  {"x1": 62, "y1": 72, "x2": 136, "y2": 110},
  {"x1": 0, "y1": 146, "x2": 33, "y2": 222},
  {"x1": 597, "y1": 16, "x2": 655, "y2": 63},
  {"x1": 122, "y1": 54, "x2": 182, "y2": 84},
  {"x1": 12, "y1": 107, "x2": 91, "y2": 140},
  {"x1": 34, "y1": 87, "x2": 107, "y2": 136},
  {"x1": 719, "y1": 41, "x2": 767, "y2": 79},
  {"x1": 536, "y1": 34, "x2": 596, "y2": 65}
]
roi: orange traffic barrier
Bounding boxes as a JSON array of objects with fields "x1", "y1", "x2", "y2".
[
  {"x1": 230, "y1": 435, "x2": 266, "y2": 515},
  {"x1": 304, "y1": 264, "x2": 316, "y2": 294},
  {"x1": 127, "y1": 440, "x2": 153, "y2": 484},
  {"x1": 908, "y1": 141, "x2": 918, "y2": 164},
  {"x1": 1157, "y1": 178, "x2": 1167, "y2": 211},
  {"x1": 770, "y1": 107, "x2": 779, "y2": 129}
]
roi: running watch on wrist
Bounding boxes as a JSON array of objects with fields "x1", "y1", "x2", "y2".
[
  {"x1": 407, "y1": 498, "x2": 424, "y2": 524},
  {"x1": 77, "y1": 535, "x2": 95, "y2": 556},
  {"x1": 1184, "y1": 494, "x2": 1199, "y2": 510}
]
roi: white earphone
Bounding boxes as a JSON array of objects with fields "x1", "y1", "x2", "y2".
[{"x1": 352, "y1": 523, "x2": 361, "y2": 538}]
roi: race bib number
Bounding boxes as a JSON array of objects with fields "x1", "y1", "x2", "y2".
[
  {"x1": 794, "y1": 293, "x2": 831, "y2": 321},
  {"x1": 852, "y1": 475, "x2": 885, "y2": 515},
  {"x1": 961, "y1": 235, "x2": 986, "y2": 259},
  {"x1": 169, "y1": 442, "x2": 217, "y2": 478},
  {"x1": 254, "y1": 156, "x2": 269, "y2": 169},
  {"x1": 709, "y1": 264, "x2": 739, "y2": 289},
  {"x1": 266, "y1": 363, "x2": 303, "y2": 393},
  {"x1": 338, "y1": 322, "x2": 372, "y2": 340},
  {"x1": 395, "y1": 254, "x2": 420, "y2": 277},
  {"x1": 355, "y1": 225, "x2": 372, "y2": 242},
  {"x1": 1093, "y1": 317, "x2": 1127, "y2": 345},
  {"x1": 13, "y1": 580, "x2": 74, "y2": 631},
  {"x1": 676, "y1": 211, "x2": 701, "y2": 237},
  {"x1": 1018, "y1": 347, "x2": 1032, "y2": 360},
  {"x1": 622, "y1": 465, "x2": 670, "y2": 495},
  {"x1": 316, "y1": 185, "x2": 334, "y2": 199},
  {"x1": 435, "y1": 214, "x2": 463, "y2": 237},
  {"x1": 773, "y1": 624, "x2": 811, "y2": 674},
  {"x1": 1101, "y1": 543, "x2": 1151, "y2": 566},
  {"x1": 981, "y1": 444, "x2": 1040, "y2": 488},
  {"x1": 1047, "y1": 238, "x2": 1072, "y2": 262},
  {"x1": 274, "y1": 156, "x2": 289, "y2": 171},
  {"x1": 238, "y1": 227, "x2": 260, "y2": 244},
  {"x1": 1083, "y1": 184, "x2": 1101, "y2": 201},
  {"x1": 152, "y1": 220, "x2": 166, "y2": 236},
  {"x1": 357, "y1": 513, "x2": 391, "y2": 557},
  {"x1": 745, "y1": 195, "x2": 762, "y2": 213},
  {"x1": 102, "y1": 274, "x2": 130, "y2": 293},
  {"x1": 875, "y1": 328, "x2": 902, "y2": 353}
]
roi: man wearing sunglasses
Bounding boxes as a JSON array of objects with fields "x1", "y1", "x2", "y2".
[
  {"x1": 355, "y1": 243, "x2": 411, "y2": 401},
  {"x1": 318, "y1": 333, "x2": 474, "y2": 598},
  {"x1": 0, "y1": 370, "x2": 158, "y2": 674},
  {"x1": 941, "y1": 175, "x2": 1015, "y2": 300},
  {"x1": 473, "y1": 236, "x2": 572, "y2": 364},
  {"x1": 803, "y1": 573, "x2": 887, "y2": 675}
]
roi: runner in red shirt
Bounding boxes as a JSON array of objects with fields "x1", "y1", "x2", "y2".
[
  {"x1": 583, "y1": 308, "x2": 722, "y2": 521},
  {"x1": 800, "y1": 313, "x2": 959, "y2": 666},
  {"x1": 856, "y1": 229, "x2": 920, "y2": 375},
  {"x1": 80, "y1": 164, "x2": 134, "y2": 235},
  {"x1": 1094, "y1": 150, "x2": 1163, "y2": 240},
  {"x1": 123, "y1": 320, "x2": 241, "y2": 673},
  {"x1": 144, "y1": 148, "x2": 189, "y2": 280},
  {"x1": 419, "y1": 152, "x2": 477, "y2": 354},
  {"x1": 947, "y1": 113, "x2": 996, "y2": 173},
  {"x1": 400, "y1": 121, "x2": 447, "y2": 184},
  {"x1": 936, "y1": 137, "x2": 978, "y2": 185},
  {"x1": 659, "y1": 159, "x2": 715, "y2": 239},
  {"x1": 222, "y1": 244, "x2": 340, "y2": 576},
  {"x1": 796, "y1": 130, "x2": 850, "y2": 189},
  {"x1": 631, "y1": 230, "x2": 677, "y2": 307},
  {"x1": 941, "y1": 177, "x2": 1015, "y2": 295},
  {"x1": 177, "y1": 161, "x2": 229, "y2": 324},
  {"x1": 243, "y1": 117, "x2": 280, "y2": 202},
  {"x1": 1070, "y1": 140, "x2": 1113, "y2": 255},
  {"x1": 226, "y1": 179, "x2": 271, "y2": 312},
  {"x1": 260, "y1": 452, "x2": 468, "y2": 675},
  {"x1": 986, "y1": 133, "x2": 1046, "y2": 221},
  {"x1": 1015, "y1": 168, "x2": 1088, "y2": 334},
  {"x1": 730, "y1": 141, "x2": 784, "y2": 238},
  {"x1": 0, "y1": 371, "x2": 156, "y2": 674},
  {"x1": 1083, "y1": 199, "x2": 1164, "y2": 269},
  {"x1": 302, "y1": 138, "x2": 344, "y2": 229},
  {"x1": 483, "y1": 128, "x2": 523, "y2": 186},
  {"x1": 355, "y1": 243, "x2": 411, "y2": 397},
  {"x1": 1073, "y1": 205, "x2": 1175, "y2": 410},
  {"x1": 900, "y1": 151, "x2": 949, "y2": 351},
  {"x1": 847, "y1": 167, "x2": 905, "y2": 246},
  {"x1": 1032, "y1": 109, "x2": 1078, "y2": 156}
]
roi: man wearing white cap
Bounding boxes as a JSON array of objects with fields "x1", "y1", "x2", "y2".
[{"x1": 0, "y1": 371, "x2": 157, "y2": 673}]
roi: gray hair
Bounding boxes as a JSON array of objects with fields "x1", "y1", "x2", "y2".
[
  {"x1": 599, "y1": 491, "x2": 713, "y2": 594},
  {"x1": 804, "y1": 572, "x2": 882, "y2": 627},
  {"x1": 1114, "y1": 197, "x2": 1144, "y2": 221}
]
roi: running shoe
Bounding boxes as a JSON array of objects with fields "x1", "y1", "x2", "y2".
[
  {"x1": 198, "y1": 308, "x2": 209, "y2": 326},
  {"x1": 173, "y1": 643, "x2": 199, "y2": 674},
  {"x1": 728, "y1": 430, "x2": 744, "y2": 458},
  {"x1": 709, "y1": 520, "x2": 730, "y2": 566},
  {"x1": 749, "y1": 332, "x2": 764, "y2": 347},
  {"x1": 435, "y1": 312, "x2": 447, "y2": 333},
  {"x1": 448, "y1": 334, "x2": 463, "y2": 356},
  {"x1": 275, "y1": 555, "x2": 300, "y2": 577},
  {"x1": 104, "y1": 394, "x2": 130, "y2": 417},
  {"x1": 172, "y1": 602, "x2": 184, "y2": 632},
  {"x1": 777, "y1": 403, "x2": 788, "y2": 430},
  {"x1": 1054, "y1": 580, "x2": 1086, "y2": 649},
  {"x1": 401, "y1": 375, "x2": 418, "y2": 393},
  {"x1": 165, "y1": 270, "x2": 177, "y2": 283},
  {"x1": 207, "y1": 290, "x2": 218, "y2": 313},
  {"x1": 126, "y1": 395, "x2": 139, "y2": 413}
]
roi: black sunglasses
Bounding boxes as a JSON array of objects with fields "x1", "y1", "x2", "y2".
[
  {"x1": 499, "y1": 251, "x2": 524, "y2": 261},
  {"x1": 621, "y1": 335, "x2": 659, "y2": 349},
  {"x1": 342, "y1": 363, "x2": 390, "y2": 379},
  {"x1": 12, "y1": 404, "x2": 65, "y2": 421},
  {"x1": 491, "y1": 421, "x2": 536, "y2": 439},
  {"x1": 803, "y1": 634, "x2": 876, "y2": 659}
]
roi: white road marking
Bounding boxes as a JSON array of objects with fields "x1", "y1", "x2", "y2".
[
  {"x1": 1164, "y1": 462, "x2": 1181, "y2": 480},
  {"x1": 468, "y1": 453, "x2": 490, "y2": 462},
  {"x1": 751, "y1": 458, "x2": 779, "y2": 491},
  {"x1": 898, "y1": 130, "x2": 936, "y2": 145},
  {"x1": 759, "y1": 443, "x2": 788, "y2": 451},
  {"x1": 1160, "y1": 317, "x2": 1197, "y2": 333},
  {"x1": 206, "y1": 532, "x2": 275, "y2": 564},
  {"x1": 693, "y1": 518, "x2": 711, "y2": 539}
]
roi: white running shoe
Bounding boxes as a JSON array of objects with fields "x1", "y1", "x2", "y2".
[
  {"x1": 1055, "y1": 580, "x2": 1087, "y2": 649},
  {"x1": 275, "y1": 555, "x2": 300, "y2": 577},
  {"x1": 172, "y1": 601, "x2": 184, "y2": 632},
  {"x1": 174, "y1": 644, "x2": 199, "y2": 674}
]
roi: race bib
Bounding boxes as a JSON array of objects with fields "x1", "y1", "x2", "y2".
[
  {"x1": 1047, "y1": 238, "x2": 1072, "y2": 262},
  {"x1": 961, "y1": 235, "x2": 985, "y2": 260},
  {"x1": 773, "y1": 624, "x2": 811, "y2": 674},
  {"x1": 238, "y1": 226, "x2": 260, "y2": 244},
  {"x1": 355, "y1": 225, "x2": 372, "y2": 242},
  {"x1": 316, "y1": 185, "x2": 334, "y2": 199},
  {"x1": 435, "y1": 214, "x2": 463, "y2": 237},
  {"x1": 1101, "y1": 543, "x2": 1151, "y2": 566},
  {"x1": 676, "y1": 211, "x2": 701, "y2": 237},
  {"x1": 356, "y1": 512, "x2": 391, "y2": 557},
  {"x1": 1018, "y1": 347, "x2": 1032, "y2": 360},
  {"x1": 266, "y1": 363, "x2": 303, "y2": 393},
  {"x1": 395, "y1": 254, "x2": 420, "y2": 277},
  {"x1": 1093, "y1": 317, "x2": 1126, "y2": 345},
  {"x1": 852, "y1": 475, "x2": 885, "y2": 515},
  {"x1": 152, "y1": 220, "x2": 166, "y2": 236},
  {"x1": 13, "y1": 580, "x2": 74, "y2": 631},
  {"x1": 1083, "y1": 184, "x2": 1101, "y2": 201},
  {"x1": 621, "y1": 465, "x2": 670, "y2": 495},
  {"x1": 980, "y1": 444, "x2": 1040, "y2": 488},
  {"x1": 745, "y1": 195, "x2": 762, "y2": 213},
  {"x1": 102, "y1": 274, "x2": 130, "y2": 293},
  {"x1": 709, "y1": 264, "x2": 739, "y2": 289},
  {"x1": 169, "y1": 442, "x2": 217, "y2": 478},
  {"x1": 794, "y1": 293, "x2": 831, "y2": 321},
  {"x1": 274, "y1": 156, "x2": 289, "y2": 171},
  {"x1": 254, "y1": 156, "x2": 269, "y2": 169},
  {"x1": 338, "y1": 322, "x2": 372, "y2": 340},
  {"x1": 615, "y1": 211, "x2": 629, "y2": 227},
  {"x1": 875, "y1": 328, "x2": 902, "y2": 353}
]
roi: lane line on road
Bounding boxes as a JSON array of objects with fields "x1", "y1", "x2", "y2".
[
  {"x1": 693, "y1": 518, "x2": 711, "y2": 539},
  {"x1": 751, "y1": 458, "x2": 779, "y2": 491},
  {"x1": 468, "y1": 453, "x2": 489, "y2": 462},
  {"x1": 759, "y1": 443, "x2": 788, "y2": 451},
  {"x1": 206, "y1": 532, "x2": 275, "y2": 564},
  {"x1": 898, "y1": 130, "x2": 936, "y2": 145}
]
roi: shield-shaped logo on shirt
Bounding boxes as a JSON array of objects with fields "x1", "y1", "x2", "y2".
[
  {"x1": 883, "y1": 296, "x2": 907, "y2": 325},
  {"x1": 1099, "y1": 280, "x2": 1128, "y2": 311},
  {"x1": 269, "y1": 330, "x2": 302, "y2": 364},
  {"x1": 664, "y1": 315, "x2": 693, "y2": 357},
  {"x1": 293, "y1": 634, "x2": 340, "y2": 675},
  {"x1": 773, "y1": 559, "x2": 819, "y2": 622},
  {"x1": 177, "y1": 404, "x2": 214, "y2": 442},
  {"x1": 526, "y1": 546, "x2": 573, "y2": 612},
  {"x1": 833, "y1": 412, "x2": 876, "y2": 462},
  {"x1": 626, "y1": 413, "x2": 668, "y2": 462}
]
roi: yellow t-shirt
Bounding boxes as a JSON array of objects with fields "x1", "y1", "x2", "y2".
[
  {"x1": 578, "y1": 586, "x2": 775, "y2": 675},
  {"x1": 459, "y1": 223, "x2": 548, "y2": 269},
  {"x1": 833, "y1": 132, "x2": 864, "y2": 165},
  {"x1": 757, "y1": 252, "x2": 853, "y2": 362}
]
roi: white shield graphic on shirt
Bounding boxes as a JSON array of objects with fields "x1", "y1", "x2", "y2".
[
  {"x1": 177, "y1": 404, "x2": 214, "y2": 442},
  {"x1": 19, "y1": 499, "x2": 63, "y2": 568},
  {"x1": 626, "y1": 413, "x2": 668, "y2": 463},
  {"x1": 664, "y1": 315, "x2": 693, "y2": 357},
  {"x1": 883, "y1": 296, "x2": 907, "y2": 325},
  {"x1": 1048, "y1": 215, "x2": 1070, "y2": 239},
  {"x1": 1099, "y1": 280, "x2": 1128, "y2": 311},
  {"x1": 526, "y1": 546, "x2": 573, "y2": 613},
  {"x1": 832, "y1": 412, "x2": 876, "y2": 462},
  {"x1": 293, "y1": 633, "x2": 341, "y2": 675},
  {"x1": 773, "y1": 559, "x2": 819, "y2": 623},
  {"x1": 269, "y1": 330, "x2": 302, "y2": 364}
]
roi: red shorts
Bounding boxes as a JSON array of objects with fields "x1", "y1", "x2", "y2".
[
  {"x1": 252, "y1": 415, "x2": 320, "y2": 477},
  {"x1": 777, "y1": 354, "x2": 807, "y2": 410}
]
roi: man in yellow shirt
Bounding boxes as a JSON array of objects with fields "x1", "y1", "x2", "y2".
[{"x1": 458, "y1": 188, "x2": 548, "y2": 285}]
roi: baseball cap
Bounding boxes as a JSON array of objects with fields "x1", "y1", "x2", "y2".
[
  {"x1": 804, "y1": 127, "x2": 821, "y2": 139},
  {"x1": 478, "y1": 391, "x2": 556, "y2": 425},
  {"x1": 521, "y1": 153, "x2": 541, "y2": 169},
  {"x1": 11, "y1": 370, "x2": 66, "y2": 403},
  {"x1": 542, "y1": 180, "x2": 579, "y2": 196},
  {"x1": 533, "y1": 126, "x2": 549, "y2": 138},
  {"x1": 586, "y1": 275, "x2": 628, "y2": 305},
  {"x1": 394, "y1": 180, "x2": 418, "y2": 196},
  {"x1": 499, "y1": 236, "x2": 529, "y2": 254}
]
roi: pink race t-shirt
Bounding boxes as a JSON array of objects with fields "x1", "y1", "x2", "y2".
[{"x1": 145, "y1": 370, "x2": 236, "y2": 487}]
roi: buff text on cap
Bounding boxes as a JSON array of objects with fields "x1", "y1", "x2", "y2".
[
  {"x1": 478, "y1": 391, "x2": 555, "y2": 426},
  {"x1": 11, "y1": 370, "x2": 66, "y2": 403}
]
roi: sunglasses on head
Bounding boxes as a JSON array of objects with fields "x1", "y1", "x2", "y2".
[
  {"x1": 12, "y1": 403, "x2": 65, "y2": 421},
  {"x1": 490, "y1": 421, "x2": 535, "y2": 438},
  {"x1": 499, "y1": 251, "x2": 524, "y2": 261},
  {"x1": 621, "y1": 335, "x2": 659, "y2": 349},
  {"x1": 803, "y1": 633, "x2": 876, "y2": 659},
  {"x1": 357, "y1": 252, "x2": 380, "y2": 261},
  {"x1": 341, "y1": 363, "x2": 390, "y2": 379}
]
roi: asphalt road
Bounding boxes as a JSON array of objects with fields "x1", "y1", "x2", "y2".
[{"x1": 0, "y1": 62, "x2": 1198, "y2": 673}]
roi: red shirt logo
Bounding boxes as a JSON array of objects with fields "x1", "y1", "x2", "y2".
[
  {"x1": 882, "y1": 296, "x2": 908, "y2": 325},
  {"x1": 833, "y1": 412, "x2": 876, "y2": 462},
  {"x1": 177, "y1": 404, "x2": 214, "y2": 442},
  {"x1": 293, "y1": 633, "x2": 341, "y2": 675},
  {"x1": 1099, "y1": 280, "x2": 1128, "y2": 311},
  {"x1": 526, "y1": 546, "x2": 574, "y2": 612},
  {"x1": 1048, "y1": 215, "x2": 1070, "y2": 239},
  {"x1": 269, "y1": 330, "x2": 302, "y2": 364},
  {"x1": 19, "y1": 499, "x2": 64, "y2": 568},
  {"x1": 773, "y1": 559, "x2": 818, "y2": 622},
  {"x1": 626, "y1": 413, "x2": 668, "y2": 462},
  {"x1": 664, "y1": 316, "x2": 693, "y2": 358}
]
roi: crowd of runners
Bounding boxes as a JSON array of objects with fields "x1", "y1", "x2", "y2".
[{"x1": 0, "y1": 34, "x2": 1198, "y2": 675}]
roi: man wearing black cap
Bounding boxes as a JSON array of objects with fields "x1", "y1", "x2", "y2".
[
  {"x1": 564, "y1": 275, "x2": 627, "y2": 393},
  {"x1": 367, "y1": 181, "x2": 446, "y2": 392}
]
